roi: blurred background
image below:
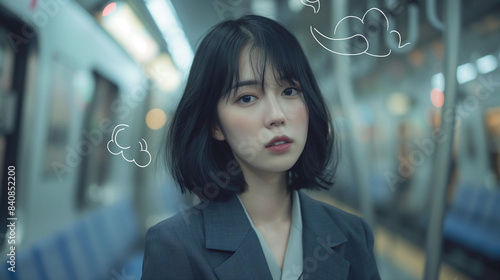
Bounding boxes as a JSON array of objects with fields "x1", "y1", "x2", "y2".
[{"x1": 0, "y1": 0, "x2": 499, "y2": 279}]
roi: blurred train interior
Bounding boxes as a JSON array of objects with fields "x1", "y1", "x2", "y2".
[{"x1": 1, "y1": 0, "x2": 500, "y2": 279}]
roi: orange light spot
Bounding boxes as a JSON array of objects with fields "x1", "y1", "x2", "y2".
[
  {"x1": 431, "y1": 40, "x2": 444, "y2": 60},
  {"x1": 431, "y1": 88, "x2": 444, "y2": 108},
  {"x1": 146, "y1": 108, "x2": 167, "y2": 130},
  {"x1": 408, "y1": 49, "x2": 424, "y2": 68},
  {"x1": 102, "y1": 2, "x2": 117, "y2": 17}
]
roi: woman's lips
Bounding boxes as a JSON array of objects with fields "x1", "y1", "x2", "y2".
[
  {"x1": 266, "y1": 142, "x2": 292, "y2": 153},
  {"x1": 265, "y1": 135, "x2": 292, "y2": 148}
]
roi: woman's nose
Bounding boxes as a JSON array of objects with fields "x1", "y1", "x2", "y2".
[{"x1": 265, "y1": 97, "x2": 286, "y2": 128}]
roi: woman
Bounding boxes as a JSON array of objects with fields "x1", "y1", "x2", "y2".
[{"x1": 141, "y1": 15, "x2": 380, "y2": 280}]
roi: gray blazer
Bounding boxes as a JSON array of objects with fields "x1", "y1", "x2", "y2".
[{"x1": 141, "y1": 191, "x2": 380, "y2": 280}]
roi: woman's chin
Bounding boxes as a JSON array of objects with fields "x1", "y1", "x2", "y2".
[{"x1": 256, "y1": 161, "x2": 297, "y2": 174}]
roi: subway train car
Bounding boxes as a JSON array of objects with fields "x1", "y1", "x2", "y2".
[{"x1": 0, "y1": 0, "x2": 499, "y2": 279}]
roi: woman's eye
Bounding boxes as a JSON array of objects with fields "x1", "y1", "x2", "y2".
[
  {"x1": 282, "y1": 88, "x2": 299, "y2": 96},
  {"x1": 237, "y1": 95, "x2": 256, "y2": 104}
]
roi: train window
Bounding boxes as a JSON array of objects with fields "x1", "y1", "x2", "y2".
[
  {"x1": 43, "y1": 54, "x2": 76, "y2": 180},
  {"x1": 76, "y1": 72, "x2": 118, "y2": 208}
]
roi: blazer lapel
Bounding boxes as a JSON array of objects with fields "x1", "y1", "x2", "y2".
[
  {"x1": 299, "y1": 192, "x2": 350, "y2": 280},
  {"x1": 203, "y1": 195, "x2": 272, "y2": 280}
]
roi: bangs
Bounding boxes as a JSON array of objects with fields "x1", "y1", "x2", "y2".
[{"x1": 219, "y1": 27, "x2": 306, "y2": 101}]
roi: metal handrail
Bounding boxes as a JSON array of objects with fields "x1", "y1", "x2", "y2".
[
  {"x1": 423, "y1": 1, "x2": 461, "y2": 279},
  {"x1": 426, "y1": 0, "x2": 445, "y2": 31},
  {"x1": 331, "y1": 0, "x2": 375, "y2": 229},
  {"x1": 384, "y1": 0, "x2": 419, "y2": 54}
]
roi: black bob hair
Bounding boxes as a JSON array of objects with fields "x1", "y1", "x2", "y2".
[{"x1": 165, "y1": 14, "x2": 338, "y2": 201}]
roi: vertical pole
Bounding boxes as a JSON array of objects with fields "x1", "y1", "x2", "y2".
[
  {"x1": 331, "y1": 0, "x2": 375, "y2": 227},
  {"x1": 423, "y1": 0, "x2": 461, "y2": 279}
]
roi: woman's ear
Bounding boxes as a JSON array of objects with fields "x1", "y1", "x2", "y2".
[{"x1": 212, "y1": 125, "x2": 225, "y2": 141}]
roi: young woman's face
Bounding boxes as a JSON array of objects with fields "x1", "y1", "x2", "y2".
[{"x1": 213, "y1": 47, "x2": 309, "y2": 176}]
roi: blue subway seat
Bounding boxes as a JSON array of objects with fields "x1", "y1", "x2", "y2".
[
  {"x1": 2, "y1": 198, "x2": 142, "y2": 280},
  {"x1": 444, "y1": 186, "x2": 500, "y2": 261}
]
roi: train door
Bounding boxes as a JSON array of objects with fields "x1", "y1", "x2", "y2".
[
  {"x1": 75, "y1": 71, "x2": 118, "y2": 209},
  {"x1": 0, "y1": 10, "x2": 36, "y2": 247}
]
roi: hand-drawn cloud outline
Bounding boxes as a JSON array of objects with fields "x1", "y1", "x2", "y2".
[
  {"x1": 300, "y1": 0, "x2": 320, "y2": 14},
  {"x1": 310, "y1": 7, "x2": 410, "y2": 57},
  {"x1": 107, "y1": 124, "x2": 152, "y2": 168}
]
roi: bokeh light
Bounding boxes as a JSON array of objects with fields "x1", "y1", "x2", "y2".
[
  {"x1": 146, "y1": 108, "x2": 167, "y2": 130},
  {"x1": 430, "y1": 88, "x2": 445, "y2": 108},
  {"x1": 102, "y1": 2, "x2": 116, "y2": 17}
]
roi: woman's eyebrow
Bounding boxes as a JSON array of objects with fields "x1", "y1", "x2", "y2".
[
  {"x1": 231, "y1": 80, "x2": 259, "y2": 90},
  {"x1": 278, "y1": 78, "x2": 301, "y2": 87}
]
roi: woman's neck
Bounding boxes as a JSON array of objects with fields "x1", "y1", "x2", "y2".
[{"x1": 238, "y1": 169, "x2": 292, "y2": 226}]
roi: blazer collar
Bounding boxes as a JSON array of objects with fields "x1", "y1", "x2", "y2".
[
  {"x1": 299, "y1": 191, "x2": 350, "y2": 280},
  {"x1": 204, "y1": 194, "x2": 272, "y2": 279},
  {"x1": 204, "y1": 194, "x2": 252, "y2": 251},
  {"x1": 203, "y1": 191, "x2": 350, "y2": 280}
]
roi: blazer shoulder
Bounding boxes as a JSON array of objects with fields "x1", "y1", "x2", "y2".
[
  {"x1": 305, "y1": 194, "x2": 364, "y2": 225},
  {"x1": 314, "y1": 196, "x2": 376, "y2": 243},
  {"x1": 302, "y1": 193, "x2": 372, "y2": 243},
  {"x1": 320, "y1": 200, "x2": 362, "y2": 224},
  {"x1": 142, "y1": 209, "x2": 204, "y2": 280},
  {"x1": 145, "y1": 203, "x2": 206, "y2": 242}
]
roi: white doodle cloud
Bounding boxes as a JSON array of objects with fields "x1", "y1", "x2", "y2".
[
  {"x1": 310, "y1": 7, "x2": 410, "y2": 57},
  {"x1": 107, "y1": 124, "x2": 152, "y2": 168},
  {"x1": 300, "y1": 0, "x2": 320, "y2": 14}
]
